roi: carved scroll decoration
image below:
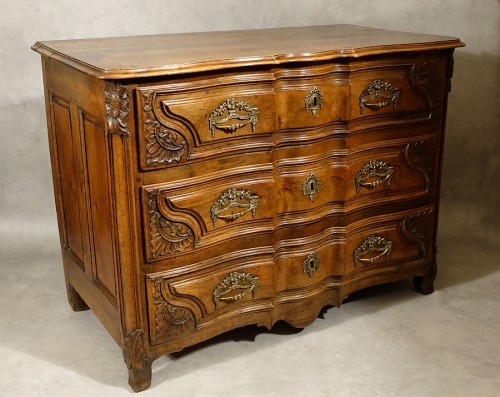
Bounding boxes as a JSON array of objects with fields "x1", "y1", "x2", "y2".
[
  {"x1": 123, "y1": 329, "x2": 149, "y2": 372},
  {"x1": 142, "y1": 91, "x2": 187, "y2": 165},
  {"x1": 355, "y1": 160, "x2": 395, "y2": 193},
  {"x1": 304, "y1": 86, "x2": 323, "y2": 116},
  {"x1": 209, "y1": 98, "x2": 258, "y2": 138},
  {"x1": 152, "y1": 280, "x2": 195, "y2": 343},
  {"x1": 210, "y1": 188, "x2": 259, "y2": 227},
  {"x1": 411, "y1": 60, "x2": 446, "y2": 109},
  {"x1": 213, "y1": 271, "x2": 260, "y2": 309},
  {"x1": 303, "y1": 252, "x2": 320, "y2": 277},
  {"x1": 353, "y1": 235, "x2": 392, "y2": 266},
  {"x1": 401, "y1": 208, "x2": 434, "y2": 258},
  {"x1": 359, "y1": 79, "x2": 401, "y2": 114},
  {"x1": 105, "y1": 82, "x2": 130, "y2": 137},
  {"x1": 148, "y1": 192, "x2": 194, "y2": 258},
  {"x1": 404, "y1": 138, "x2": 437, "y2": 192},
  {"x1": 302, "y1": 173, "x2": 320, "y2": 201}
]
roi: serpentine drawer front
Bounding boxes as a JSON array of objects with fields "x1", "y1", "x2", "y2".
[{"x1": 32, "y1": 25, "x2": 463, "y2": 392}]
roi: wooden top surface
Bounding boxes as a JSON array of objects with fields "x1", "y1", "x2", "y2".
[{"x1": 32, "y1": 24, "x2": 464, "y2": 79}]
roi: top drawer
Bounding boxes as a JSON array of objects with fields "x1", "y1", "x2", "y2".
[{"x1": 136, "y1": 72, "x2": 276, "y2": 171}]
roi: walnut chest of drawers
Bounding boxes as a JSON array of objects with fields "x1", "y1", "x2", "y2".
[{"x1": 32, "y1": 25, "x2": 464, "y2": 391}]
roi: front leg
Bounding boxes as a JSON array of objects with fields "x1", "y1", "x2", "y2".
[
  {"x1": 413, "y1": 259, "x2": 437, "y2": 295},
  {"x1": 123, "y1": 329, "x2": 152, "y2": 392}
]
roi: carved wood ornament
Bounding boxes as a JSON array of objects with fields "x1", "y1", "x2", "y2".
[{"x1": 105, "y1": 82, "x2": 130, "y2": 137}]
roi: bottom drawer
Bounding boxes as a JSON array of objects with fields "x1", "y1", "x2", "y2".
[{"x1": 146, "y1": 256, "x2": 274, "y2": 345}]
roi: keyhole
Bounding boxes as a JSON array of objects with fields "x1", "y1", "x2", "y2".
[
  {"x1": 310, "y1": 182, "x2": 315, "y2": 191},
  {"x1": 310, "y1": 261, "x2": 315, "y2": 268},
  {"x1": 313, "y1": 96, "x2": 318, "y2": 107}
]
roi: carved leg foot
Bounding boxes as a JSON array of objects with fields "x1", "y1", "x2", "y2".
[
  {"x1": 67, "y1": 283, "x2": 89, "y2": 311},
  {"x1": 128, "y1": 364, "x2": 152, "y2": 393},
  {"x1": 413, "y1": 260, "x2": 437, "y2": 295},
  {"x1": 123, "y1": 329, "x2": 152, "y2": 392}
]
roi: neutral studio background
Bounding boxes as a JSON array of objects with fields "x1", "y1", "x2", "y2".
[{"x1": 1, "y1": 1, "x2": 499, "y2": 396}]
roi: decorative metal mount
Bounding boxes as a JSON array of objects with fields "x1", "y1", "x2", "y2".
[
  {"x1": 353, "y1": 235, "x2": 392, "y2": 266},
  {"x1": 303, "y1": 252, "x2": 320, "y2": 277},
  {"x1": 213, "y1": 271, "x2": 260, "y2": 309},
  {"x1": 105, "y1": 82, "x2": 130, "y2": 137},
  {"x1": 209, "y1": 98, "x2": 258, "y2": 138},
  {"x1": 359, "y1": 79, "x2": 401, "y2": 114},
  {"x1": 148, "y1": 192, "x2": 194, "y2": 258},
  {"x1": 142, "y1": 91, "x2": 187, "y2": 165},
  {"x1": 355, "y1": 160, "x2": 395, "y2": 193},
  {"x1": 210, "y1": 188, "x2": 259, "y2": 227},
  {"x1": 304, "y1": 86, "x2": 323, "y2": 116},
  {"x1": 302, "y1": 173, "x2": 320, "y2": 201}
]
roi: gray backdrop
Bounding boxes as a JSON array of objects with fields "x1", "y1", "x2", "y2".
[{"x1": 1, "y1": 0, "x2": 499, "y2": 249}]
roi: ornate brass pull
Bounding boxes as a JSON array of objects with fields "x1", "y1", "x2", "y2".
[
  {"x1": 302, "y1": 173, "x2": 320, "y2": 201},
  {"x1": 303, "y1": 252, "x2": 320, "y2": 277},
  {"x1": 304, "y1": 87, "x2": 323, "y2": 116},
  {"x1": 355, "y1": 160, "x2": 394, "y2": 193},
  {"x1": 209, "y1": 98, "x2": 258, "y2": 138},
  {"x1": 210, "y1": 188, "x2": 258, "y2": 227},
  {"x1": 213, "y1": 271, "x2": 260, "y2": 309},
  {"x1": 359, "y1": 79, "x2": 401, "y2": 114},
  {"x1": 353, "y1": 235, "x2": 392, "y2": 265}
]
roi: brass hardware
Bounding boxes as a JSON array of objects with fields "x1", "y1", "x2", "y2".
[
  {"x1": 210, "y1": 188, "x2": 258, "y2": 227},
  {"x1": 303, "y1": 252, "x2": 320, "y2": 277},
  {"x1": 302, "y1": 173, "x2": 320, "y2": 201},
  {"x1": 359, "y1": 79, "x2": 401, "y2": 114},
  {"x1": 355, "y1": 160, "x2": 394, "y2": 193},
  {"x1": 353, "y1": 235, "x2": 392, "y2": 265},
  {"x1": 304, "y1": 87, "x2": 323, "y2": 116},
  {"x1": 209, "y1": 98, "x2": 258, "y2": 138},
  {"x1": 213, "y1": 271, "x2": 260, "y2": 309}
]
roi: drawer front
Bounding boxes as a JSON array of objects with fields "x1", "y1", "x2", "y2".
[
  {"x1": 346, "y1": 136, "x2": 440, "y2": 205},
  {"x1": 142, "y1": 169, "x2": 274, "y2": 262},
  {"x1": 345, "y1": 205, "x2": 436, "y2": 276},
  {"x1": 136, "y1": 72, "x2": 275, "y2": 171},
  {"x1": 146, "y1": 257, "x2": 274, "y2": 345},
  {"x1": 349, "y1": 56, "x2": 447, "y2": 125}
]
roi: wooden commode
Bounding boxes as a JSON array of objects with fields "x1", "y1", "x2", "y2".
[{"x1": 32, "y1": 25, "x2": 464, "y2": 391}]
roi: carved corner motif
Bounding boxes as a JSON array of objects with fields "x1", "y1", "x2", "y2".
[
  {"x1": 359, "y1": 79, "x2": 401, "y2": 114},
  {"x1": 142, "y1": 91, "x2": 187, "y2": 165},
  {"x1": 123, "y1": 329, "x2": 149, "y2": 372},
  {"x1": 148, "y1": 191, "x2": 195, "y2": 258},
  {"x1": 410, "y1": 60, "x2": 446, "y2": 109},
  {"x1": 153, "y1": 280, "x2": 195, "y2": 343},
  {"x1": 404, "y1": 138, "x2": 438, "y2": 192},
  {"x1": 401, "y1": 208, "x2": 434, "y2": 258},
  {"x1": 105, "y1": 82, "x2": 130, "y2": 137}
]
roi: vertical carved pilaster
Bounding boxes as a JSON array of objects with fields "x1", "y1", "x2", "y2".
[
  {"x1": 105, "y1": 82, "x2": 130, "y2": 137},
  {"x1": 123, "y1": 329, "x2": 152, "y2": 392},
  {"x1": 446, "y1": 51, "x2": 455, "y2": 93}
]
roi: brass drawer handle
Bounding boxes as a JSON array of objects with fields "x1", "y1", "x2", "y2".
[
  {"x1": 213, "y1": 271, "x2": 260, "y2": 309},
  {"x1": 303, "y1": 252, "x2": 320, "y2": 277},
  {"x1": 209, "y1": 98, "x2": 258, "y2": 138},
  {"x1": 210, "y1": 188, "x2": 258, "y2": 227},
  {"x1": 355, "y1": 160, "x2": 394, "y2": 193},
  {"x1": 359, "y1": 79, "x2": 401, "y2": 114},
  {"x1": 302, "y1": 173, "x2": 320, "y2": 201},
  {"x1": 353, "y1": 235, "x2": 392, "y2": 265},
  {"x1": 304, "y1": 86, "x2": 323, "y2": 116}
]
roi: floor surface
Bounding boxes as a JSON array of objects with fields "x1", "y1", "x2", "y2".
[{"x1": 1, "y1": 210, "x2": 499, "y2": 397}]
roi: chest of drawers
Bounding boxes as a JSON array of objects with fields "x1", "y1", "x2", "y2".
[{"x1": 32, "y1": 25, "x2": 463, "y2": 391}]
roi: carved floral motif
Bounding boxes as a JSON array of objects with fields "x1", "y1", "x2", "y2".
[
  {"x1": 142, "y1": 91, "x2": 187, "y2": 165},
  {"x1": 411, "y1": 60, "x2": 446, "y2": 109},
  {"x1": 123, "y1": 329, "x2": 149, "y2": 372},
  {"x1": 105, "y1": 82, "x2": 130, "y2": 137},
  {"x1": 153, "y1": 280, "x2": 195, "y2": 343},
  {"x1": 404, "y1": 138, "x2": 438, "y2": 192},
  {"x1": 401, "y1": 208, "x2": 434, "y2": 257},
  {"x1": 148, "y1": 192, "x2": 194, "y2": 258}
]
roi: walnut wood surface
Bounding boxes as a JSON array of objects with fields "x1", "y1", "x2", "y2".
[
  {"x1": 32, "y1": 24, "x2": 463, "y2": 78},
  {"x1": 33, "y1": 25, "x2": 463, "y2": 392}
]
